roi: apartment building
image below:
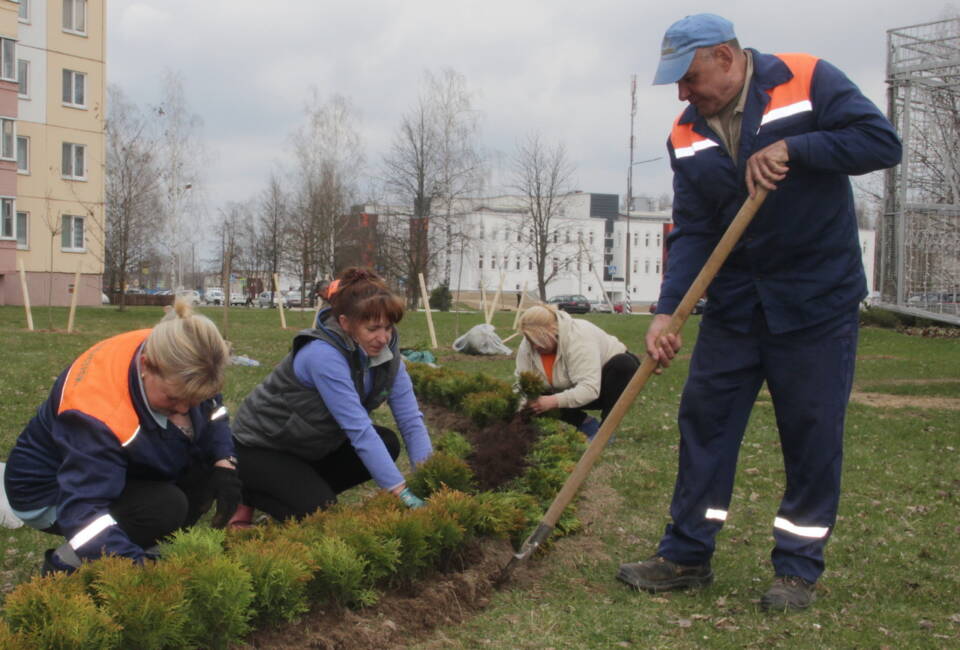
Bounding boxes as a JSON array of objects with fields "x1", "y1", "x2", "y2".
[{"x1": 0, "y1": 0, "x2": 105, "y2": 307}]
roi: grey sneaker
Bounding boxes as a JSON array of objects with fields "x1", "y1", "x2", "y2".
[
  {"x1": 617, "y1": 555, "x2": 713, "y2": 592},
  {"x1": 760, "y1": 576, "x2": 816, "y2": 611}
]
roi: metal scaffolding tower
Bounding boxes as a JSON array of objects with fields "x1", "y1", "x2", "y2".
[{"x1": 881, "y1": 17, "x2": 960, "y2": 324}]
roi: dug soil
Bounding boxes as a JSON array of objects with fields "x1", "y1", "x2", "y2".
[{"x1": 241, "y1": 403, "x2": 550, "y2": 649}]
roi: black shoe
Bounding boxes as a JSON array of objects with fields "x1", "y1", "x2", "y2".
[
  {"x1": 760, "y1": 575, "x2": 816, "y2": 611},
  {"x1": 617, "y1": 555, "x2": 713, "y2": 592},
  {"x1": 41, "y1": 549, "x2": 64, "y2": 577}
]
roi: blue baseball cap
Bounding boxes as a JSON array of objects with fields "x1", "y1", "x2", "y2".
[{"x1": 653, "y1": 14, "x2": 736, "y2": 85}]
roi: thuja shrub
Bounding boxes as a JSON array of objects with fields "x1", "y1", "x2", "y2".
[
  {"x1": 163, "y1": 528, "x2": 254, "y2": 649},
  {"x1": 3, "y1": 571, "x2": 121, "y2": 649},
  {"x1": 434, "y1": 429, "x2": 473, "y2": 459},
  {"x1": 516, "y1": 370, "x2": 548, "y2": 400},
  {"x1": 308, "y1": 535, "x2": 377, "y2": 607},
  {"x1": 0, "y1": 620, "x2": 29, "y2": 650},
  {"x1": 230, "y1": 537, "x2": 316, "y2": 627},
  {"x1": 426, "y1": 488, "x2": 490, "y2": 535},
  {"x1": 374, "y1": 508, "x2": 466, "y2": 585},
  {"x1": 473, "y1": 490, "x2": 542, "y2": 545},
  {"x1": 319, "y1": 509, "x2": 401, "y2": 584},
  {"x1": 88, "y1": 555, "x2": 191, "y2": 649},
  {"x1": 462, "y1": 390, "x2": 517, "y2": 427},
  {"x1": 408, "y1": 451, "x2": 477, "y2": 497}
]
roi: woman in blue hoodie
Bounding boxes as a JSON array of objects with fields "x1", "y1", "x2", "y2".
[{"x1": 229, "y1": 267, "x2": 432, "y2": 525}]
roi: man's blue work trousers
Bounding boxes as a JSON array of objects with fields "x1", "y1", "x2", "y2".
[{"x1": 657, "y1": 305, "x2": 859, "y2": 584}]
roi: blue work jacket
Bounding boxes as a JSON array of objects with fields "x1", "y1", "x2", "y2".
[{"x1": 659, "y1": 50, "x2": 902, "y2": 333}]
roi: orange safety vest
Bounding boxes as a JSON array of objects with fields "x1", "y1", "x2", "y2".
[
  {"x1": 669, "y1": 53, "x2": 819, "y2": 158},
  {"x1": 58, "y1": 329, "x2": 151, "y2": 446}
]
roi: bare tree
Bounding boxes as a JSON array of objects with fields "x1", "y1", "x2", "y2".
[
  {"x1": 257, "y1": 173, "x2": 288, "y2": 299},
  {"x1": 104, "y1": 85, "x2": 162, "y2": 310},
  {"x1": 511, "y1": 132, "x2": 576, "y2": 300},
  {"x1": 154, "y1": 70, "x2": 208, "y2": 290},
  {"x1": 382, "y1": 68, "x2": 484, "y2": 305},
  {"x1": 288, "y1": 92, "x2": 364, "y2": 294}
]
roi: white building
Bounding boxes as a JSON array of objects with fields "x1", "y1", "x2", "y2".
[{"x1": 359, "y1": 192, "x2": 877, "y2": 308}]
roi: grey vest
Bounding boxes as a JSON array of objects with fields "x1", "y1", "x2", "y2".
[{"x1": 232, "y1": 312, "x2": 401, "y2": 460}]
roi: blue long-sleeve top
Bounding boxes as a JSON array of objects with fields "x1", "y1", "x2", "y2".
[{"x1": 292, "y1": 339, "x2": 432, "y2": 490}]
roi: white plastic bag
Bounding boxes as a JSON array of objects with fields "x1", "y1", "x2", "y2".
[{"x1": 452, "y1": 324, "x2": 512, "y2": 355}]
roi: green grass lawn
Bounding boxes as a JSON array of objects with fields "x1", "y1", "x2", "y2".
[{"x1": 1, "y1": 304, "x2": 958, "y2": 647}]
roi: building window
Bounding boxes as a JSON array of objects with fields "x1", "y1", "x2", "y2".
[
  {"x1": 62, "y1": 142, "x2": 86, "y2": 179},
  {"x1": 553, "y1": 231, "x2": 559, "y2": 244},
  {"x1": 16, "y1": 211, "x2": 27, "y2": 248},
  {"x1": 62, "y1": 0, "x2": 86, "y2": 34},
  {"x1": 633, "y1": 232, "x2": 638, "y2": 246},
  {"x1": 62, "y1": 214, "x2": 85, "y2": 251},
  {"x1": 589, "y1": 231, "x2": 594, "y2": 245},
  {"x1": 588, "y1": 262, "x2": 593, "y2": 272},
  {"x1": 656, "y1": 232, "x2": 662, "y2": 247},
  {"x1": 63, "y1": 69, "x2": 86, "y2": 107},
  {"x1": 656, "y1": 259, "x2": 661, "y2": 273},
  {"x1": 17, "y1": 59, "x2": 28, "y2": 97},
  {"x1": 516, "y1": 230, "x2": 521, "y2": 243},
  {"x1": 515, "y1": 256, "x2": 520, "y2": 270},
  {"x1": 491, "y1": 255, "x2": 497, "y2": 269},
  {"x1": 0, "y1": 118, "x2": 14, "y2": 161},
  {"x1": 527, "y1": 257, "x2": 533, "y2": 271},
  {"x1": 19, "y1": 0, "x2": 30, "y2": 22},
  {"x1": 478, "y1": 254, "x2": 483, "y2": 269},
  {"x1": 16, "y1": 135, "x2": 28, "y2": 173},
  {"x1": 0, "y1": 39, "x2": 14, "y2": 82},
  {"x1": 0, "y1": 198, "x2": 13, "y2": 240},
  {"x1": 565, "y1": 230, "x2": 570, "y2": 243},
  {"x1": 644, "y1": 259, "x2": 650, "y2": 274},
  {"x1": 645, "y1": 232, "x2": 650, "y2": 247},
  {"x1": 552, "y1": 257, "x2": 558, "y2": 274}
]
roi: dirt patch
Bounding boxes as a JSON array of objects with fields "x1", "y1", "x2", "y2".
[
  {"x1": 241, "y1": 539, "x2": 532, "y2": 649},
  {"x1": 420, "y1": 403, "x2": 540, "y2": 491},
  {"x1": 849, "y1": 391, "x2": 960, "y2": 411}
]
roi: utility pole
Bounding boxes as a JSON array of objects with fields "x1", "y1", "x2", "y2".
[{"x1": 624, "y1": 75, "x2": 637, "y2": 314}]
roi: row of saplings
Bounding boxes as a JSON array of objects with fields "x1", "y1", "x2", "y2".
[{"x1": 0, "y1": 365, "x2": 582, "y2": 649}]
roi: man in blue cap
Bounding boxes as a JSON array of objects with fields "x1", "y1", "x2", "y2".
[{"x1": 617, "y1": 14, "x2": 901, "y2": 611}]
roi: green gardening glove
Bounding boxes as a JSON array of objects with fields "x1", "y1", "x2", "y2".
[{"x1": 398, "y1": 487, "x2": 425, "y2": 509}]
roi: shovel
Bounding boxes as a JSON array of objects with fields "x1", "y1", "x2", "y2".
[{"x1": 498, "y1": 188, "x2": 768, "y2": 582}]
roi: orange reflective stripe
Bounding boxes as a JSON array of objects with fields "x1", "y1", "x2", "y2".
[
  {"x1": 59, "y1": 329, "x2": 151, "y2": 445},
  {"x1": 670, "y1": 117, "x2": 719, "y2": 159},
  {"x1": 761, "y1": 53, "x2": 819, "y2": 126}
]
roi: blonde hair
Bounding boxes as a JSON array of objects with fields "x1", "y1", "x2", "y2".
[
  {"x1": 518, "y1": 304, "x2": 559, "y2": 351},
  {"x1": 142, "y1": 299, "x2": 230, "y2": 403}
]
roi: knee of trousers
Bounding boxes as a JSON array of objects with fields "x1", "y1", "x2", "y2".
[
  {"x1": 110, "y1": 482, "x2": 189, "y2": 543},
  {"x1": 374, "y1": 426, "x2": 401, "y2": 460}
]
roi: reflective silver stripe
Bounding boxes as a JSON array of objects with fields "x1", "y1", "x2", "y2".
[
  {"x1": 705, "y1": 508, "x2": 728, "y2": 521},
  {"x1": 774, "y1": 516, "x2": 829, "y2": 539},
  {"x1": 121, "y1": 426, "x2": 141, "y2": 447},
  {"x1": 210, "y1": 406, "x2": 228, "y2": 421},
  {"x1": 674, "y1": 138, "x2": 719, "y2": 159},
  {"x1": 760, "y1": 100, "x2": 812, "y2": 126},
  {"x1": 69, "y1": 514, "x2": 117, "y2": 550}
]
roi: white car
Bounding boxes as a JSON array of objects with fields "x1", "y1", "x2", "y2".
[
  {"x1": 204, "y1": 288, "x2": 225, "y2": 305},
  {"x1": 175, "y1": 289, "x2": 201, "y2": 306},
  {"x1": 256, "y1": 291, "x2": 287, "y2": 308}
]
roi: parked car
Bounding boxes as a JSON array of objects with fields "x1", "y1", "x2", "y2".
[
  {"x1": 204, "y1": 288, "x2": 225, "y2": 305},
  {"x1": 256, "y1": 290, "x2": 287, "y2": 308},
  {"x1": 229, "y1": 291, "x2": 248, "y2": 307},
  {"x1": 286, "y1": 286, "x2": 310, "y2": 308},
  {"x1": 547, "y1": 294, "x2": 591, "y2": 314},
  {"x1": 590, "y1": 300, "x2": 613, "y2": 313},
  {"x1": 646, "y1": 298, "x2": 706, "y2": 315}
]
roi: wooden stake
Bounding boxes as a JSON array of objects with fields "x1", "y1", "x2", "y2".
[
  {"x1": 512, "y1": 281, "x2": 527, "y2": 330},
  {"x1": 67, "y1": 267, "x2": 82, "y2": 333},
  {"x1": 479, "y1": 283, "x2": 487, "y2": 318},
  {"x1": 273, "y1": 273, "x2": 287, "y2": 329},
  {"x1": 501, "y1": 330, "x2": 522, "y2": 344},
  {"x1": 486, "y1": 273, "x2": 504, "y2": 325},
  {"x1": 418, "y1": 273, "x2": 438, "y2": 349},
  {"x1": 18, "y1": 258, "x2": 33, "y2": 331}
]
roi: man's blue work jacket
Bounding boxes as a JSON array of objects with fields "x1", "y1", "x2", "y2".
[{"x1": 658, "y1": 49, "x2": 902, "y2": 333}]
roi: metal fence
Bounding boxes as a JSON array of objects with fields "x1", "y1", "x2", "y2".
[{"x1": 880, "y1": 17, "x2": 960, "y2": 325}]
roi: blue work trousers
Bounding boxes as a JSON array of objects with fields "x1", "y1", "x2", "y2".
[{"x1": 657, "y1": 305, "x2": 859, "y2": 583}]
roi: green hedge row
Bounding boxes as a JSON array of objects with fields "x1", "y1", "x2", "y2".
[
  {"x1": 0, "y1": 365, "x2": 586, "y2": 649},
  {"x1": 406, "y1": 363, "x2": 521, "y2": 426}
]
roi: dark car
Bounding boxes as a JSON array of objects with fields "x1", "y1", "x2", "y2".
[
  {"x1": 547, "y1": 294, "x2": 591, "y2": 314},
  {"x1": 646, "y1": 298, "x2": 706, "y2": 315}
]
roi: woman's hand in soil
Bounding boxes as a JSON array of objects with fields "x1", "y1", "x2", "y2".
[{"x1": 528, "y1": 394, "x2": 559, "y2": 415}]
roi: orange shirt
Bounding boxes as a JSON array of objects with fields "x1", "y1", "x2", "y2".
[{"x1": 540, "y1": 352, "x2": 557, "y2": 385}]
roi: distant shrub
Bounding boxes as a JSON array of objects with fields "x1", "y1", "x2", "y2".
[
  {"x1": 517, "y1": 370, "x2": 548, "y2": 400},
  {"x1": 462, "y1": 390, "x2": 517, "y2": 427},
  {"x1": 860, "y1": 306, "x2": 900, "y2": 329},
  {"x1": 4, "y1": 572, "x2": 121, "y2": 649},
  {"x1": 408, "y1": 451, "x2": 477, "y2": 497},
  {"x1": 429, "y1": 284, "x2": 453, "y2": 311}
]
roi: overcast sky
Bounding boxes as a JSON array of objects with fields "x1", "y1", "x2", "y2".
[{"x1": 108, "y1": 0, "x2": 957, "y2": 217}]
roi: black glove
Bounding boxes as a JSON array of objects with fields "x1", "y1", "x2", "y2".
[{"x1": 209, "y1": 466, "x2": 242, "y2": 529}]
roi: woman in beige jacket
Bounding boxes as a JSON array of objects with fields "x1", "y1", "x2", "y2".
[{"x1": 515, "y1": 305, "x2": 639, "y2": 439}]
